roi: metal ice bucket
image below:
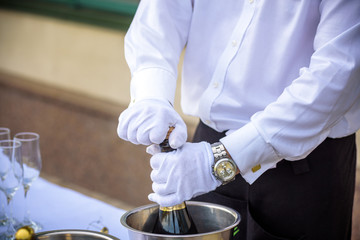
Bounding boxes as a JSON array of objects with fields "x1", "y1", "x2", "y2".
[
  {"x1": 17, "y1": 229, "x2": 120, "y2": 240},
  {"x1": 121, "y1": 201, "x2": 241, "y2": 240}
]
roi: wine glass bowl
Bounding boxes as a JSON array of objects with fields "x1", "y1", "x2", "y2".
[
  {"x1": 0, "y1": 139, "x2": 23, "y2": 239},
  {"x1": 14, "y1": 133, "x2": 42, "y2": 196},
  {"x1": 0, "y1": 141, "x2": 22, "y2": 203},
  {"x1": 0, "y1": 127, "x2": 10, "y2": 141},
  {"x1": 0, "y1": 127, "x2": 11, "y2": 180},
  {"x1": 14, "y1": 132, "x2": 42, "y2": 232},
  {"x1": 0, "y1": 127, "x2": 11, "y2": 227}
]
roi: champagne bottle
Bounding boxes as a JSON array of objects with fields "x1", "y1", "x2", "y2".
[{"x1": 152, "y1": 127, "x2": 198, "y2": 235}]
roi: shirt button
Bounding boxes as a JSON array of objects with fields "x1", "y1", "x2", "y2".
[
  {"x1": 205, "y1": 120, "x2": 211, "y2": 125},
  {"x1": 231, "y1": 40, "x2": 237, "y2": 47},
  {"x1": 249, "y1": 0, "x2": 254, "y2": 3},
  {"x1": 212, "y1": 82, "x2": 219, "y2": 88}
]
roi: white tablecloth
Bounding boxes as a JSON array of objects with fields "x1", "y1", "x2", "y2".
[{"x1": 8, "y1": 177, "x2": 130, "y2": 239}]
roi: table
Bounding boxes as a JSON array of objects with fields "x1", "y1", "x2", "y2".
[{"x1": 8, "y1": 177, "x2": 130, "y2": 239}]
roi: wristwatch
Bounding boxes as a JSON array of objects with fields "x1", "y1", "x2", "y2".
[{"x1": 211, "y1": 142, "x2": 238, "y2": 185}]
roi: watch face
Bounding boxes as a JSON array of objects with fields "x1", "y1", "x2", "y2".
[{"x1": 214, "y1": 158, "x2": 236, "y2": 182}]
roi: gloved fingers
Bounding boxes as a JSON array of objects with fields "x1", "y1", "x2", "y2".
[
  {"x1": 126, "y1": 117, "x2": 159, "y2": 145},
  {"x1": 148, "y1": 192, "x2": 182, "y2": 207},
  {"x1": 118, "y1": 104, "x2": 146, "y2": 142},
  {"x1": 150, "y1": 169, "x2": 168, "y2": 184},
  {"x1": 148, "y1": 193, "x2": 166, "y2": 206},
  {"x1": 123, "y1": 112, "x2": 146, "y2": 144},
  {"x1": 117, "y1": 109, "x2": 132, "y2": 141},
  {"x1": 117, "y1": 123, "x2": 128, "y2": 141},
  {"x1": 146, "y1": 144, "x2": 161, "y2": 155},
  {"x1": 148, "y1": 193, "x2": 157, "y2": 204},
  {"x1": 151, "y1": 181, "x2": 176, "y2": 196},
  {"x1": 168, "y1": 121, "x2": 187, "y2": 149},
  {"x1": 128, "y1": 119, "x2": 168, "y2": 145},
  {"x1": 150, "y1": 142, "x2": 221, "y2": 206},
  {"x1": 149, "y1": 153, "x2": 165, "y2": 170},
  {"x1": 117, "y1": 99, "x2": 183, "y2": 146},
  {"x1": 151, "y1": 161, "x2": 181, "y2": 197},
  {"x1": 150, "y1": 152, "x2": 175, "y2": 185},
  {"x1": 150, "y1": 151, "x2": 176, "y2": 172},
  {"x1": 148, "y1": 125, "x2": 169, "y2": 145},
  {"x1": 126, "y1": 121, "x2": 141, "y2": 145},
  {"x1": 136, "y1": 124, "x2": 154, "y2": 145}
]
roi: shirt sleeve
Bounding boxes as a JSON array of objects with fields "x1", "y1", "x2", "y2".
[
  {"x1": 124, "y1": 0, "x2": 193, "y2": 105},
  {"x1": 222, "y1": 0, "x2": 360, "y2": 184}
]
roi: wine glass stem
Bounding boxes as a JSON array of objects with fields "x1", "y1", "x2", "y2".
[
  {"x1": 24, "y1": 186, "x2": 30, "y2": 222},
  {"x1": 5, "y1": 195, "x2": 16, "y2": 238},
  {"x1": 24, "y1": 185, "x2": 30, "y2": 198},
  {"x1": 0, "y1": 191, "x2": 9, "y2": 226}
]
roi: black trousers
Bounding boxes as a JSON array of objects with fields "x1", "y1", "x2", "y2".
[{"x1": 191, "y1": 121, "x2": 357, "y2": 240}]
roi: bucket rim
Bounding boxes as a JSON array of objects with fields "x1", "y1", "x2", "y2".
[
  {"x1": 35, "y1": 229, "x2": 120, "y2": 240},
  {"x1": 120, "y1": 200, "x2": 241, "y2": 238}
]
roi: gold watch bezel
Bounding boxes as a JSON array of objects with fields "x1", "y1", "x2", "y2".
[
  {"x1": 213, "y1": 158, "x2": 237, "y2": 183},
  {"x1": 211, "y1": 142, "x2": 237, "y2": 184}
]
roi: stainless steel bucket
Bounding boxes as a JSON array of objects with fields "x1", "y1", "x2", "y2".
[
  {"x1": 120, "y1": 201, "x2": 241, "y2": 240},
  {"x1": 15, "y1": 229, "x2": 120, "y2": 240},
  {"x1": 35, "y1": 230, "x2": 120, "y2": 240}
]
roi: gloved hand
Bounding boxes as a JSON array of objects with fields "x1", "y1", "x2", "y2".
[
  {"x1": 147, "y1": 142, "x2": 222, "y2": 207},
  {"x1": 117, "y1": 99, "x2": 187, "y2": 148}
]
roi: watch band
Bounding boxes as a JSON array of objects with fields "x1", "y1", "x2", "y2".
[
  {"x1": 212, "y1": 143, "x2": 227, "y2": 161},
  {"x1": 211, "y1": 142, "x2": 237, "y2": 184}
]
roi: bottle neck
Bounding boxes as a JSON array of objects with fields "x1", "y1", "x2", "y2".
[
  {"x1": 159, "y1": 126, "x2": 182, "y2": 210},
  {"x1": 159, "y1": 126, "x2": 175, "y2": 153},
  {"x1": 159, "y1": 202, "x2": 186, "y2": 211}
]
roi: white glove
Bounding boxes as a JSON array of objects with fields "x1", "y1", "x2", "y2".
[
  {"x1": 148, "y1": 142, "x2": 222, "y2": 207},
  {"x1": 117, "y1": 99, "x2": 187, "y2": 148}
]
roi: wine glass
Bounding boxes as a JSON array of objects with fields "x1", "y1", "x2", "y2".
[
  {"x1": 0, "y1": 139, "x2": 23, "y2": 239},
  {"x1": 13, "y1": 132, "x2": 42, "y2": 232},
  {"x1": 0, "y1": 127, "x2": 11, "y2": 226},
  {"x1": 0, "y1": 128, "x2": 11, "y2": 180},
  {"x1": 87, "y1": 217, "x2": 109, "y2": 234},
  {"x1": 0, "y1": 128, "x2": 10, "y2": 140}
]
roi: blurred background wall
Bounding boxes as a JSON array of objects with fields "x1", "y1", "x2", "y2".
[
  {"x1": 0, "y1": 1, "x2": 197, "y2": 209},
  {"x1": 0, "y1": 2, "x2": 359, "y2": 238}
]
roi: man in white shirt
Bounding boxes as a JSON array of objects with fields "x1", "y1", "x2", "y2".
[{"x1": 117, "y1": 0, "x2": 360, "y2": 239}]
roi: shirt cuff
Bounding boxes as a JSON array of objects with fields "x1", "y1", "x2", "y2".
[
  {"x1": 130, "y1": 68, "x2": 177, "y2": 106},
  {"x1": 220, "y1": 122, "x2": 282, "y2": 184}
]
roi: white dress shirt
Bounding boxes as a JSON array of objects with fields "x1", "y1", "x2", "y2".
[{"x1": 125, "y1": 0, "x2": 360, "y2": 183}]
